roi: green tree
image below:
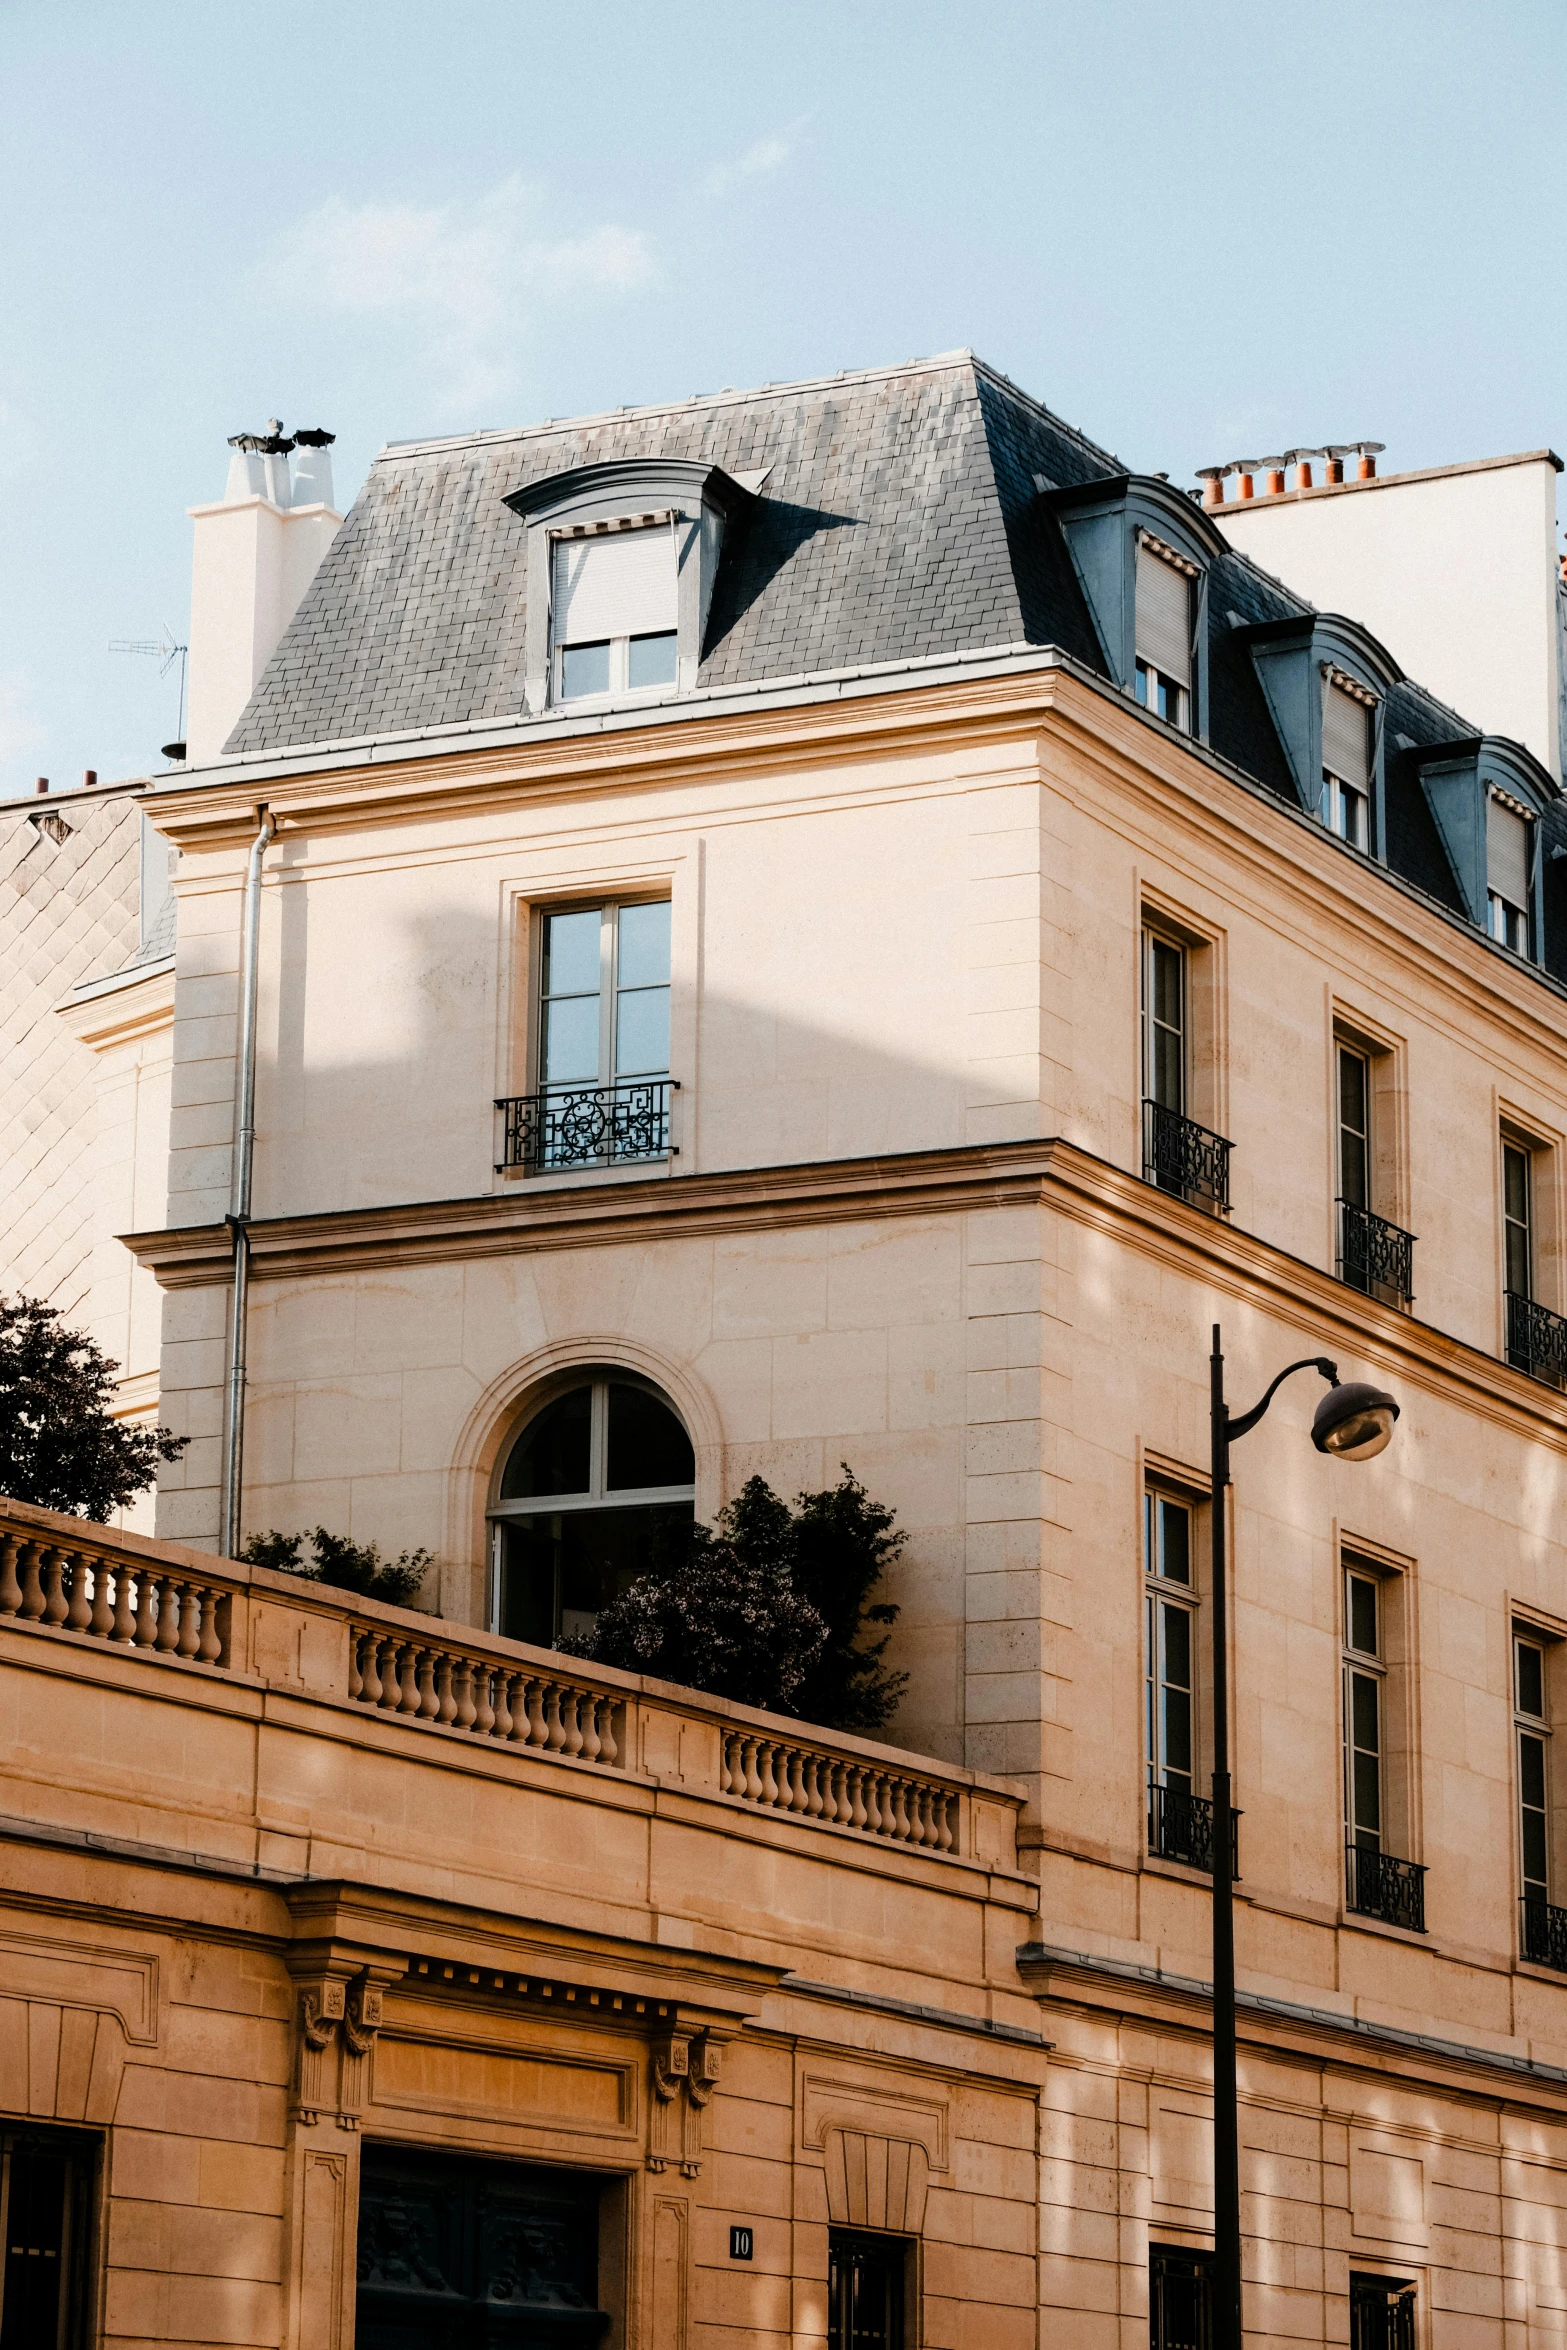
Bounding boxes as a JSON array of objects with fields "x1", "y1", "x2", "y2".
[
  {"x1": 0, "y1": 1295, "x2": 186, "y2": 1522},
  {"x1": 565, "y1": 1467, "x2": 908, "y2": 1731},
  {"x1": 241, "y1": 1525, "x2": 432, "y2": 1607}
]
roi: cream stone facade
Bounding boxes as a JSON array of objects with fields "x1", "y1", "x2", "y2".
[{"x1": 13, "y1": 355, "x2": 1567, "y2": 2346}]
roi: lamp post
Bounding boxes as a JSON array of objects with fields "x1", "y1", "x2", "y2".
[{"x1": 1207, "y1": 1324, "x2": 1399, "y2": 2350}]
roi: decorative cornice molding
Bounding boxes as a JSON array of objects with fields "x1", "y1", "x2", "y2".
[{"x1": 122, "y1": 1133, "x2": 1567, "y2": 1453}]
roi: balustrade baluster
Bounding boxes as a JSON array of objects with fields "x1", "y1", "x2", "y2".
[
  {"x1": 598, "y1": 1699, "x2": 620, "y2": 1767},
  {"x1": 132, "y1": 1567, "x2": 159, "y2": 1646},
  {"x1": 721, "y1": 1735, "x2": 739, "y2": 1794},
  {"x1": 348, "y1": 1631, "x2": 366, "y2": 1700},
  {"x1": 0, "y1": 1536, "x2": 21, "y2": 1617},
  {"x1": 434, "y1": 1654, "x2": 457, "y2": 1724},
  {"x1": 197, "y1": 1588, "x2": 223, "y2": 1664},
  {"x1": 397, "y1": 1647, "x2": 423, "y2": 1714},
  {"x1": 359, "y1": 1635, "x2": 384, "y2": 1706},
  {"x1": 579, "y1": 1694, "x2": 601, "y2": 1763},
  {"x1": 543, "y1": 1685, "x2": 567, "y2": 1753},
  {"x1": 561, "y1": 1689, "x2": 585, "y2": 1758},
  {"x1": 847, "y1": 1768, "x2": 868, "y2": 1830},
  {"x1": 473, "y1": 1667, "x2": 495, "y2": 1738},
  {"x1": 110, "y1": 1567, "x2": 138, "y2": 1643},
  {"x1": 524, "y1": 1678, "x2": 547, "y2": 1748},
  {"x1": 890, "y1": 1779, "x2": 912, "y2": 1842},
  {"x1": 41, "y1": 1550, "x2": 68, "y2": 1629},
  {"x1": 416, "y1": 1650, "x2": 440, "y2": 1718},
  {"x1": 171, "y1": 1584, "x2": 199, "y2": 1657},
  {"x1": 66, "y1": 1553, "x2": 94, "y2": 1635},
  {"x1": 758, "y1": 1742, "x2": 779, "y2": 1806},
  {"x1": 493, "y1": 1673, "x2": 515, "y2": 1740},
  {"x1": 18, "y1": 1543, "x2": 45, "y2": 1623},
  {"x1": 741, "y1": 1738, "x2": 763, "y2": 1802}
]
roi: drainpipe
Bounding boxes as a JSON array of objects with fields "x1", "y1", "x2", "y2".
[{"x1": 220, "y1": 805, "x2": 275, "y2": 1558}]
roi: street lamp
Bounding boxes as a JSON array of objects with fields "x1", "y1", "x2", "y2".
[{"x1": 1207, "y1": 1325, "x2": 1399, "y2": 2350}]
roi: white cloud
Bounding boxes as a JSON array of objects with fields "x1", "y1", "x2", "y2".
[
  {"x1": 259, "y1": 175, "x2": 658, "y2": 417},
  {"x1": 704, "y1": 130, "x2": 798, "y2": 197}
]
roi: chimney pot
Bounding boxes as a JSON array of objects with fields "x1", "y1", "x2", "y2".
[
  {"x1": 83, "y1": 769, "x2": 97, "y2": 787},
  {"x1": 1196, "y1": 466, "x2": 1226, "y2": 508},
  {"x1": 1325, "y1": 456, "x2": 1343, "y2": 484},
  {"x1": 35, "y1": 777, "x2": 48, "y2": 795},
  {"x1": 1295, "y1": 460, "x2": 1313, "y2": 490},
  {"x1": 1358, "y1": 453, "x2": 1377, "y2": 480}
]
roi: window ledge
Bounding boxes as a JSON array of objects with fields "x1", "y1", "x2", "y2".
[
  {"x1": 495, "y1": 1155, "x2": 674, "y2": 1193},
  {"x1": 1141, "y1": 1852, "x2": 1250, "y2": 1894},
  {"x1": 1338, "y1": 1906, "x2": 1430, "y2": 1946}
]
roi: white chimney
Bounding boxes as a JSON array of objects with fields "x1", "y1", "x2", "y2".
[{"x1": 183, "y1": 421, "x2": 342, "y2": 764}]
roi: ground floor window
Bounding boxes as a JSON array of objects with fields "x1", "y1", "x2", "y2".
[
  {"x1": 1150, "y1": 2245, "x2": 1212, "y2": 2350},
  {"x1": 356, "y1": 2144, "x2": 609, "y2": 2347},
  {"x1": 1350, "y1": 2272, "x2": 1417, "y2": 2350},
  {"x1": 0, "y1": 2125, "x2": 95, "y2": 2350},
  {"x1": 828, "y1": 2229, "x2": 906, "y2": 2350}
]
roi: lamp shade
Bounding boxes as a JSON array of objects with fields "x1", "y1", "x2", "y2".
[{"x1": 1311, "y1": 1380, "x2": 1400, "y2": 1461}]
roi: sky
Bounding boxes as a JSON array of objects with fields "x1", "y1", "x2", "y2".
[{"x1": 2, "y1": 0, "x2": 1564, "y2": 796}]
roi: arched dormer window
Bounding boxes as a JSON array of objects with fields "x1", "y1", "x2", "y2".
[
  {"x1": 1044, "y1": 475, "x2": 1226, "y2": 741},
  {"x1": 506, "y1": 459, "x2": 766, "y2": 716},
  {"x1": 1413, "y1": 735, "x2": 1557, "y2": 962},
  {"x1": 1238, "y1": 613, "x2": 1401, "y2": 855},
  {"x1": 488, "y1": 1371, "x2": 695, "y2": 1646}
]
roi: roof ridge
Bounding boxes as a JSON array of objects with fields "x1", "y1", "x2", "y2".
[
  {"x1": 967, "y1": 356, "x2": 1127, "y2": 477},
  {"x1": 375, "y1": 350, "x2": 985, "y2": 465}
]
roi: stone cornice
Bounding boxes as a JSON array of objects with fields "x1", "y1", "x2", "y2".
[{"x1": 122, "y1": 1134, "x2": 1567, "y2": 1454}]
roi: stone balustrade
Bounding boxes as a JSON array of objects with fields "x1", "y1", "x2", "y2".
[
  {"x1": 0, "y1": 1521, "x2": 230, "y2": 1664},
  {"x1": 0, "y1": 1496, "x2": 1020, "y2": 1872}
]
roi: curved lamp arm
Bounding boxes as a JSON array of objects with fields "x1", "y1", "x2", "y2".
[{"x1": 1226, "y1": 1355, "x2": 1339, "y2": 1445}]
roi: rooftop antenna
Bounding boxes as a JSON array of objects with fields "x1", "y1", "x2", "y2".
[{"x1": 110, "y1": 626, "x2": 189, "y2": 760}]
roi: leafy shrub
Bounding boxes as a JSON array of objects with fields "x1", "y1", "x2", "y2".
[
  {"x1": 240, "y1": 1525, "x2": 432, "y2": 1607},
  {"x1": 562, "y1": 1467, "x2": 907, "y2": 1730}
]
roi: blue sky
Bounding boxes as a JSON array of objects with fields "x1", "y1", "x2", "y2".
[{"x1": 3, "y1": 0, "x2": 1563, "y2": 795}]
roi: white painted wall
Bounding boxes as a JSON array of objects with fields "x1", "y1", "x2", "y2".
[
  {"x1": 184, "y1": 492, "x2": 340, "y2": 765},
  {"x1": 1218, "y1": 454, "x2": 1563, "y2": 779}
]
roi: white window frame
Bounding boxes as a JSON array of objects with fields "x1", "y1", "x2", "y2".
[
  {"x1": 549, "y1": 515, "x2": 680, "y2": 707},
  {"x1": 1344, "y1": 1564, "x2": 1385, "y2": 1856},
  {"x1": 1145, "y1": 1489, "x2": 1198, "y2": 1798},
  {"x1": 1321, "y1": 770, "x2": 1369, "y2": 851},
  {"x1": 535, "y1": 898, "x2": 671, "y2": 1097},
  {"x1": 1516, "y1": 1628, "x2": 1551, "y2": 1908}
]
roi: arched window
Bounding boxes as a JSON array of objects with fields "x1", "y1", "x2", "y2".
[{"x1": 489, "y1": 1372, "x2": 695, "y2": 1647}]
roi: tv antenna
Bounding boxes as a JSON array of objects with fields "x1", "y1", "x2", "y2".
[{"x1": 109, "y1": 627, "x2": 189, "y2": 760}]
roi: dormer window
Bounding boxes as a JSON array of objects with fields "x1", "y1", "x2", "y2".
[
  {"x1": 507, "y1": 458, "x2": 762, "y2": 718},
  {"x1": 1487, "y1": 787, "x2": 1534, "y2": 954},
  {"x1": 1322, "y1": 670, "x2": 1374, "y2": 850},
  {"x1": 551, "y1": 516, "x2": 678, "y2": 702},
  {"x1": 1134, "y1": 536, "x2": 1196, "y2": 733}
]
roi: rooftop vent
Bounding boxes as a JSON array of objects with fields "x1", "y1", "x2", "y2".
[{"x1": 1197, "y1": 443, "x2": 1385, "y2": 506}]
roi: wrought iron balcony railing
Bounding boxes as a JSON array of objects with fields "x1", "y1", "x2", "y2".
[
  {"x1": 1337, "y1": 1199, "x2": 1415, "y2": 1306},
  {"x1": 1345, "y1": 1843, "x2": 1426, "y2": 1933},
  {"x1": 496, "y1": 1079, "x2": 677, "y2": 1175},
  {"x1": 1142, "y1": 1099, "x2": 1232, "y2": 1212},
  {"x1": 1148, "y1": 1780, "x2": 1239, "y2": 1875},
  {"x1": 1521, "y1": 1893, "x2": 1567, "y2": 1970},
  {"x1": 1506, "y1": 1290, "x2": 1567, "y2": 1387}
]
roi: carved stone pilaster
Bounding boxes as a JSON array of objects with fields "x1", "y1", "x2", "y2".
[
  {"x1": 648, "y1": 2029, "x2": 724, "y2": 2178},
  {"x1": 292, "y1": 1979, "x2": 346, "y2": 2126},
  {"x1": 337, "y1": 1975, "x2": 385, "y2": 2130}
]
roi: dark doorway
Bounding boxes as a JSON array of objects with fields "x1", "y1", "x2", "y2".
[
  {"x1": 1350, "y1": 2272, "x2": 1417, "y2": 2350},
  {"x1": 0, "y1": 2126, "x2": 96, "y2": 2350},
  {"x1": 1150, "y1": 2245, "x2": 1213, "y2": 2350},
  {"x1": 828, "y1": 2229, "x2": 905, "y2": 2350},
  {"x1": 356, "y1": 2146, "x2": 609, "y2": 2348}
]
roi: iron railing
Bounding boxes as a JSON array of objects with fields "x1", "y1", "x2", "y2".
[
  {"x1": 1506, "y1": 1290, "x2": 1567, "y2": 1387},
  {"x1": 1142, "y1": 1100, "x2": 1232, "y2": 1211},
  {"x1": 1148, "y1": 1780, "x2": 1239, "y2": 1875},
  {"x1": 1345, "y1": 1843, "x2": 1426, "y2": 1932},
  {"x1": 1337, "y1": 1199, "x2": 1415, "y2": 1306},
  {"x1": 1521, "y1": 1893, "x2": 1567, "y2": 1970},
  {"x1": 1349, "y1": 2275, "x2": 1417, "y2": 2350},
  {"x1": 496, "y1": 1078, "x2": 677, "y2": 1174}
]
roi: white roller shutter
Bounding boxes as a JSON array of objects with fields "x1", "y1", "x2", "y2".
[
  {"x1": 1135, "y1": 545, "x2": 1192, "y2": 686},
  {"x1": 552, "y1": 527, "x2": 676, "y2": 644},
  {"x1": 1488, "y1": 792, "x2": 1532, "y2": 909},
  {"x1": 1322, "y1": 682, "x2": 1371, "y2": 790}
]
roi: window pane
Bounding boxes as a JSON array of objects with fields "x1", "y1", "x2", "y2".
[
  {"x1": 498, "y1": 1521, "x2": 557, "y2": 1647},
  {"x1": 1162, "y1": 1685, "x2": 1192, "y2": 1779},
  {"x1": 543, "y1": 993, "x2": 602, "y2": 1085},
  {"x1": 560, "y1": 639, "x2": 611, "y2": 698},
  {"x1": 499, "y1": 1386, "x2": 592, "y2": 1499},
  {"x1": 1162, "y1": 1601, "x2": 1191, "y2": 1692},
  {"x1": 1351, "y1": 1670, "x2": 1381, "y2": 1755},
  {"x1": 606, "y1": 1383, "x2": 695, "y2": 1491},
  {"x1": 1339, "y1": 1047, "x2": 1367, "y2": 1140},
  {"x1": 1521, "y1": 1730, "x2": 1548, "y2": 1810},
  {"x1": 617, "y1": 900, "x2": 671, "y2": 989},
  {"x1": 558, "y1": 1503, "x2": 694, "y2": 1640},
  {"x1": 1158, "y1": 1498, "x2": 1191, "y2": 1585},
  {"x1": 628, "y1": 631, "x2": 678, "y2": 688},
  {"x1": 1349, "y1": 1574, "x2": 1379, "y2": 1657},
  {"x1": 1518, "y1": 1639, "x2": 1546, "y2": 1719},
  {"x1": 1152, "y1": 940, "x2": 1183, "y2": 1033},
  {"x1": 1505, "y1": 1144, "x2": 1531, "y2": 1228},
  {"x1": 1, "y1": 2135, "x2": 84, "y2": 2350},
  {"x1": 1352, "y1": 1749, "x2": 1382, "y2": 1839},
  {"x1": 543, "y1": 908, "x2": 603, "y2": 998},
  {"x1": 614, "y1": 986, "x2": 670, "y2": 1077}
]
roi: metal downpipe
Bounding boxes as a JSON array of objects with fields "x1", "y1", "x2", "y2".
[{"x1": 220, "y1": 806, "x2": 274, "y2": 1558}]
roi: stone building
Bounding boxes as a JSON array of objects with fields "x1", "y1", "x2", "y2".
[{"x1": 7, "y1": 354, "x2": 1567, "y2": 2347}]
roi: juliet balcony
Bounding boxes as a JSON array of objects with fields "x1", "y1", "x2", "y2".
[
  {"x1": 1506, "y1": 1290, "x2": 1567, "y2": 1388},
  {"x1": 1336, "y1": 1199, "x2": 1415, "y2": 1308},
  {"x1": 1521, "y1": 1894, "x2": 1567, "y2": 1971},
  {"x1": 1346, "y1": 1843, "x2": 1427, "y2": 1933},
  {"x1": 1147, "y1": 1779, "x2": 1239, "y2": 1876},
  {"x1": 497, "y1": 1078, "x2": 678, "y2": 1176},
  {"x1": 1142, "y1": 1099, "x2": 1232, "y2": 1212}
]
